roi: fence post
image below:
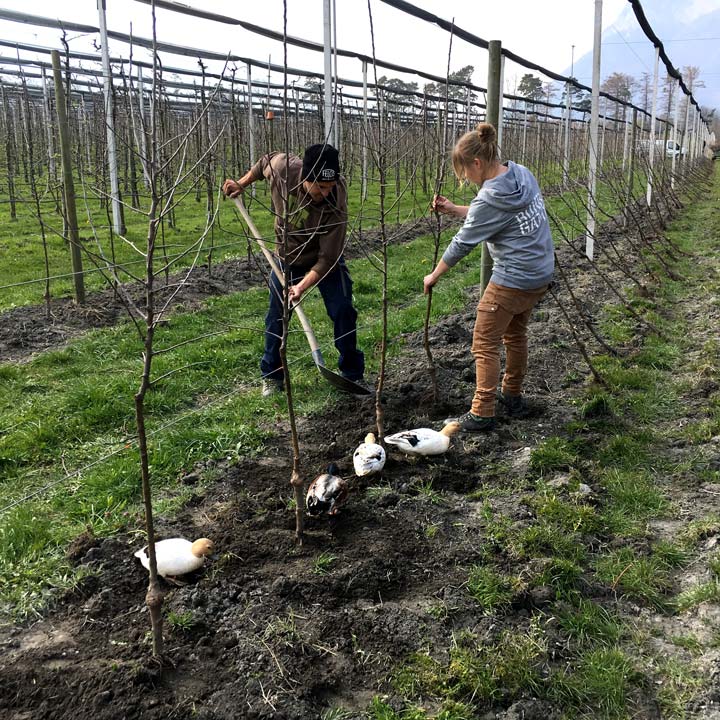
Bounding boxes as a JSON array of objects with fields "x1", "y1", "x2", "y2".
[
  {"x1": 466, "y1": 84, "x2": 472, "y2": 132},
  {"x1": 645, "y1": 45, "x2": 660, "y2": 206},
  {"x1": 137, "y1": 67, "x2": 151, "y2": 188},
  {"x1": 481, "y1": 39, "x2": 502, "y2": 292},
  {"x1": 585, "y1": 0, "x2": 602, "y2": 261},
  {"x1": 98, "y1": 0, "x2": 126, "y2": 235},
  {"x1": 624, "y1": 108, "x2": 637, "y2": 228},
  {"x1": 246, "y1": 62, "x2": 256, "y2": 197},
  {"x1": 323, "y1": 0, "x2": 334, "y2": 145},
  {"x1": 670, "y1": 79, "x2": 680, "y2": 188},
  {"x1": 51, "y1": 50, "x2": 84, "y2": 305},
  {"x1": 362, "y1": 60, "x2": 368, "y2": 200},
  {"x1": 621, "y1": 107, "x2": 631, "y2": 172},
  {"x1": 563, "y1": 77, "x2": 572, "y2": 187},
  {"x1": 40, "y1": 66, "x2": 55, "y2": 178}
]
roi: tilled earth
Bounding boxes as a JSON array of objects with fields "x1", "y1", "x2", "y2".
[{"x1": 2, "y1": 191, "x2": 720, "y2": 719}]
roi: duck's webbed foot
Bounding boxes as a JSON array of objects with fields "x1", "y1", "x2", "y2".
[{"x1": 164, "y1": 575, "x2": 188, "y2": 587}]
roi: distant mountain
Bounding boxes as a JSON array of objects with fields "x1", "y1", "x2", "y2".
[{"x1": 567, "y1": 0, "x2": 719, "y2": 113}]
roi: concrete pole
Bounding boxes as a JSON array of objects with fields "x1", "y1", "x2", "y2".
[
  {"x1": 323, "y1": 0, "x2": 334, "y2": 145},
  {"x1": 621, "y1": 109, "x2": 631, "y2": 172},
  {"x1": 682, "y1": 91, "x2": 691, "y2": 166},
  {"x1": 670, "y1": 80, "x2": 680, "y2": 188},
  {"x1": 624, "y1": 108, "x2": 637, "y2": 228},
  {"x1": 332, "y1": 0, "x2": 339, "y2": 150},
  {"x1": 689, "y1": 109, "x2": 695, "y2": 159},
  {"x1": 645, "y1": 46, "x2": 660, "y2": 206},
  {"x1": 599, "y1": 98, "x2": 607, "y2": 167},
  {"x1": 480, "y1": 40, "x2": 502, "y2": 292},
  {"x1": 585, "y1": 0, "x2": 602, "y2": 261},
  {"x1": 563, "y1": 85, "x2": 572, "y2": 186},
  {"x1": 362, "y1": 60, "x2": 368, "y2": 200},
  {"x1": 466, "y1": 85, "x2": 472, "y2": 132},
  {"x1": 137, "y1": 67, "x2": 151, "y2": 188},
  {"x1": 41, "y1": 66, "x2": 55, "y2": 178},
  {"x1": 51, "y1": 50, "x2": 84, "y2": 304},
  {"x1": 98, "y1": 0, "x2": 125, "y2": 234},
  {"x1": 246, "y1": 63, "x2": 255, "y2": 197}
]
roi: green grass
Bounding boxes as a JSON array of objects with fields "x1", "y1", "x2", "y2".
[
  {"x1": 313, "y1": 551, "x2": 338, "y2": 575},
  {"x1": 0, "y1": 157, "x2": 651, "y2": 312},
  {"x1": 466, "y1": 565, "x2": 517, "y2": 612},
  {"x1": 555, "y1": 598, "x2": 623, "y2": 648},
  {"x1": 0, "y1": 169, "x2": 478, "y2": 311},
  {"x1": 548, "y1": 647, "x2": 638, "y2": 719},
  {"x1": 529, "y1": 437, "x2": 579, "y2": 475},
  {"x1": 595, "y1": 542, "x2": 686, "y2": 610},
  {"x1": 394, "y1": 619, "x2": 547, "y2": 706}
]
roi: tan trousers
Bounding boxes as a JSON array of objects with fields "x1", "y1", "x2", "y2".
[{"x1": 471, "y1": 281, "x2": 549, "y2": 417}]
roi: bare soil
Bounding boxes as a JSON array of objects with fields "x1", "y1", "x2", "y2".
[{"x1": 2, "y1": 197, "x2": 720, "y2": 718}]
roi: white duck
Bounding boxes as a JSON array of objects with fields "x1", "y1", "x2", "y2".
[
  {"x1": 353, "y1": 432, "x2": 386, "y2": 477},
  {"x1": 306, "y1": 463, "x2": 349, "y2": 516},
  {"x1": 384, "y1": 421, "x2": 461, "y2": 457},
  {"x1": 134, "y1": 537, "x2": 214, "y2": 581}
]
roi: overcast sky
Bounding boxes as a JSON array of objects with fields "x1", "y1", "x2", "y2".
[{"x1": 0, "y1": 0, "x2": 713, "y2": 107}]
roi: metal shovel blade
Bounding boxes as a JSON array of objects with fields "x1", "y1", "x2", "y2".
[{"x1": 312, "y1": 350, "x2": 372, "y2": 396}]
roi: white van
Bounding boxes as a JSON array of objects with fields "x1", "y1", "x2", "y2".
[
  {"x1": 665, "y1": 140, "x2": 686, "y2": 158},
  {"x1": 638, "y1": 139, "x2": 686, "y2": 158}
]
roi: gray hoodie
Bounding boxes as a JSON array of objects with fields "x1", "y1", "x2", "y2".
[{"x1": 441, "y1": 161, "x2": 554, "y2": 290}]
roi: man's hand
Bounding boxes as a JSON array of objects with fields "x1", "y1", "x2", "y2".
[
  {"x1": 288, "y1": 283, "x2": 304, "y2": 304},
  {"x1": 222, "y1": 178, "x2": 245, "y2": 198}
]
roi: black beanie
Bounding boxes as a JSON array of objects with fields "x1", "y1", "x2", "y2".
[{"x1": 302, "y1": 143, "x2": 340, "y2": 182}]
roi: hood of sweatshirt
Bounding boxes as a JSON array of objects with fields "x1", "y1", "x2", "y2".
[{"x1": 479, "y1": 161, "x2": 538, "y2": 212}]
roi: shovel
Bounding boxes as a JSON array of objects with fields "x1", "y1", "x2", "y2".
[{"x1": 233, "y1": 196, "x2": 371, "y2": 396}]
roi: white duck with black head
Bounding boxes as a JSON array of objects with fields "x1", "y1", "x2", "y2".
[
  {"x1": 306, "y1": 463, "x2": 348, "y2": 516},
  {"x1": 384, "y1": 421, "x2": 461, "y2": 457}
]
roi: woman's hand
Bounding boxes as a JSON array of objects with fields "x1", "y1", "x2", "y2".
[
  {"x1": 432, "y1": 194, "x2": 456, "y2": 215},
  {"x1": 423, "y1": 260, "x2": 451, "y2": 294},
  {"x1": 423, "y1": 273, "x2": 437, "y2": 295}
]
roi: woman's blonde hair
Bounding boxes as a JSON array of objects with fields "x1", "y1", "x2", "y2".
[{"x1": 451, "y1": 122, "x2": 498, "y2": 181}]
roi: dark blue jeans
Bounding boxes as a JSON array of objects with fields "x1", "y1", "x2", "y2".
[{"x1": 261, "y1": 259, "x2": 365, "y2": 382}]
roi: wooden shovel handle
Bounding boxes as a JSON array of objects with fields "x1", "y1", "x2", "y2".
[{"x1": 232, "y1": 196, "x2": 323, "y2": 358}]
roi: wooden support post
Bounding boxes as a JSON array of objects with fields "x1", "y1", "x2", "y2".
[
  {"x1": 51, "y1": 50, "x2": 84, "y2": 304},
  {"x1": 481, "y1": 39, "x2": 502, "y2": 292}
]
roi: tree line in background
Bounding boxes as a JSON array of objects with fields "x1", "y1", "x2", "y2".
[{"x1": 518, "y1": 65, "x2": 716, "y2": 133}]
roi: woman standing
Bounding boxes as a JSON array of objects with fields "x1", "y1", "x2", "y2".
[{"x1": 424, "y1": 123, "x2": 554, "y2": 432}]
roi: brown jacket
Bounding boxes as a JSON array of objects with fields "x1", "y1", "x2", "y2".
[{"x1": 248, "y1": 152, "x2": 348, "y2": 278}]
